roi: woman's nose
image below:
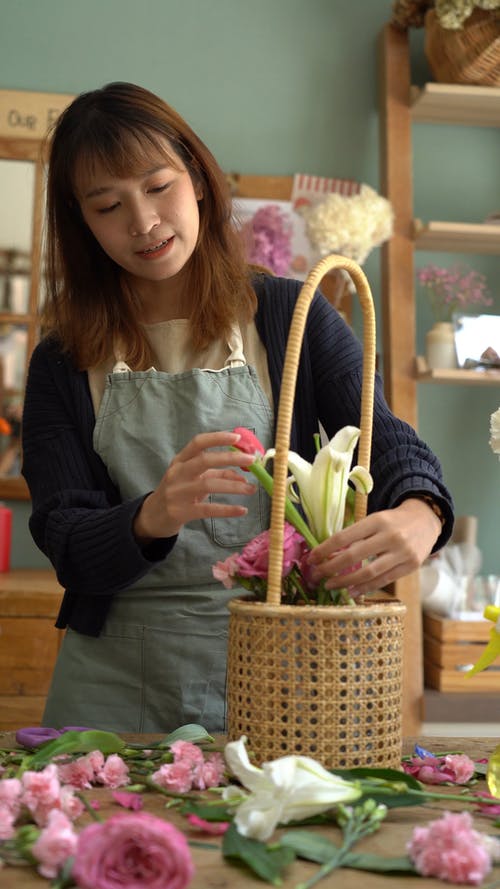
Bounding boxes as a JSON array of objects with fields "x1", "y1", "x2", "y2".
[{"x1": 128, "y1": 201, "x2": 160, "y2": 237}]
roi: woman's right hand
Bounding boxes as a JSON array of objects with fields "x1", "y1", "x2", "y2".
[{"x1": 133, "y1": 431, "x2": 257, "y2": 542}]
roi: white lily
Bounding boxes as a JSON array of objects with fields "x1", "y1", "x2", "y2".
[
  {"x1": 222, "y1": 736, "x2": 361, "y2": 841},
  {"x1": 266, "y1": 426, "x2": 373, "y2": 542}
]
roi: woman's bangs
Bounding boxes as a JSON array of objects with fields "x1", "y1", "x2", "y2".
[{"x1": 72, "y1": 124, "x2": 182, "y2": 191}]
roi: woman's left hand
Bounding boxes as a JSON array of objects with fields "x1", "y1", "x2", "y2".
[{"x1": 307, "y1": 498, "x2": 442, "y2": 596}]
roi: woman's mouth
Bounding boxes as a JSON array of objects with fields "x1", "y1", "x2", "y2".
[{"x1": 137, "y1": 237, "x2": 174, "y2": 259}]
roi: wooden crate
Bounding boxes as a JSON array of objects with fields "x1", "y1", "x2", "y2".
[
  {"x1": 423, "y1": 611, "x2": 500, "y2": 692},
  {"x1": 0, "y1": 569, "x2": 63, "y2": 729}
]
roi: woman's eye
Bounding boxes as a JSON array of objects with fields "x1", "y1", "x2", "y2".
[
  {"x1": 149, "y1": 182, "x2": 170, "y2": 194},
  {"x1": 97, "y1": 202, "x2": 119, "y2": 214}
]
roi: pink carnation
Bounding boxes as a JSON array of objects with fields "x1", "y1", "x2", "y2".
[
  {"x1": 0, "y1": 777, "x2": 22, "y2": 818},
  {"x1": 96, "y1": 754, "x2": 129, "y2": 788},
  {"x1": 407, "y1": 811, "x2": 492, "y2": 885},
  {"x1": 21, "y1": 764, "x2": 62, "y2": 826},
  {"x1": 31, "y1": 809, "x2": 78, "y2": 879},
  {"x1": 193, "y1": 753, "x2": 226, "y2": 790},
  {"x1": 57, "y1": 752, "x2": 101, "y2": 789},
  {"x1": 72, "y1": 812, "x2": 194, "y2": 889},
  {"x1": 0, "y1": 806, "x2": 16, "y2": 840},
  {"x1": 152, "y1": 760, "x2": 194, "y2": 794}
]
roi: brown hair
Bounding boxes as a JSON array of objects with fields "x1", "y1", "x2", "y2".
[{"x1": 43, "y1": 81, "x2": 256, "y2": 369}]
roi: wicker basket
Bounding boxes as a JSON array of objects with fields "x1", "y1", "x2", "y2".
[
  {"x1": 226, "y1": 254, "x2": 406, "y2": 769},
  {"x1": 424, "y1": 8, "x2": 500, "y2": 86}
]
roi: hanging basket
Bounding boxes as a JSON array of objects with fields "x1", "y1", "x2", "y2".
[
  {"x1": 226, "y1": 254, "x2": 406, "y2": 769},
  {"x1": 424, "y1": 8, "x2": 500, "y2": 86}
]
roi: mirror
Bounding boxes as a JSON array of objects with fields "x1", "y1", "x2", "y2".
[{"x1": 0, "y1": 89, "x2": 73, "y2": 498}]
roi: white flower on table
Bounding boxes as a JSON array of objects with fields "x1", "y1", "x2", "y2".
[{"x1": 222, "y1": 736, "x2": 361, "y2": 841}]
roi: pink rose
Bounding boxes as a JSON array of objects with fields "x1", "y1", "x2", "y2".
[
  {"x1": 72, "y1": 812, "x2": 194, "y2": 889},
  {"x1": 236, "y1": 524, "x2": 307, "y2": 579}
]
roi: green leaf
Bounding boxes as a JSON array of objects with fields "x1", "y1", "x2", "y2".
[
  {"x1": 342, "y1": 852, "x2": 418, "y2": 874},
  {"x1": 279, "y1": 830, "x2": 340, "y2": 864},
  {"x1": 156, "y1": 724, "x2": 214, "y2": 748},
  {"x1": 181, "y1": 800, "x2": 234, "y2": 822},
  {"x1": 333, "y1": 766, "x2": 421, "y2": 789},
  {"x1": 223, "y1": 824, "x2": 295, "y2": 885},
  {"x1": 28, "y1": 730, "x2": 125, "y2": 767}
]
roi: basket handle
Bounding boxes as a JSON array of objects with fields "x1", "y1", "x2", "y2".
[{"x1": 266, "y1": 254, "x2": 376, "y2": 606}]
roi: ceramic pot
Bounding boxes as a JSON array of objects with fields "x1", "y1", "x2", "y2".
[{"x1": 426, "y1": 322, "x2": 457, "y2": 370}]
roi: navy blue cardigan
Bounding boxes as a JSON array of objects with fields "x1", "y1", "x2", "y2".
[{"x1": 22, "y1": 274, "x2": 453, "y2": 635}]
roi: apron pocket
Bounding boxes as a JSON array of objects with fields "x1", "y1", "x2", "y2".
[{"x1": 207, "y1": 486, "x2": 269, "y2": 548}]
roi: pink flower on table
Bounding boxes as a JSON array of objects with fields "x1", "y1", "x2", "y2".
[
  {"x1": 169, "y1": 741, "x2": 204, "y2": 767},
  {"x1": 0, "y1": 777, "x2": 22, "y2": 818},
  {"x1": 96, "y1": 754, "x2": 129, "y2": 789},
  {"x1": 0, "y1": 806, "x2": 16, "y2": 840},
  {"x1": 153, "y1": 760, "x2": 194, "y2": 794},
  {"x1": 21, "y1": 764, "x2": 62, "y2": 826},
  {"x1": 193, "y1": 753, "x2": 226, "y2": 790},
  {"x1": 57, "y1": 751, "x2": 103, "y2": 789},
  {"x1": 31, "y1": 809, "x2": 78, "y2": 879},
  {"x1": 59, "y1": 785, "x2": 85, "y2": 821},
  {"x1": 72, "y1": 812, "x2": 194, "y2": 889},
  {"x1": 152, "y1": 742, "x2": 226, "y2": 793},
  {"x1": 407, "y1": 810, "x2": 492, "y2": 885},
  {"x1": 187, "y1": 813, "x2": 230, "y2": 835},
  {"x1": 402, "y1": 752, "x2": 475, "y2": 785},
  {"x1": 474, "y1": 791, "x2": 500, "y2": 818},
  {"x1": 112, "y1": 790, "x2": 144, "y2": 811}
]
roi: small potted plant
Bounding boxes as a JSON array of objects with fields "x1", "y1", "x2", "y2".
[
  {"x1": 417, "y1": 263, "x2": 493, "y2": 369},
  {"x1": 390, "y1": 0, "x2": 500, "y2": 86}
]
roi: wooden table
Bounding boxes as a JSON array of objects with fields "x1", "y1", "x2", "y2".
[{"x1": 0, "y1": 734, "x2": 498, "y2": 888}]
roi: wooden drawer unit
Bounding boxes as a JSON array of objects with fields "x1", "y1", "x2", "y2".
[
  {"x1": 0, "y1": 569, "x2": 63, "y2": 729},
  {"x1": 423, "y1": 611, "x2": 500, "y2": 692}
]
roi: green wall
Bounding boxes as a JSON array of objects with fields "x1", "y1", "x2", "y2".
[{"x1": 1, "y1": 0, "x2": 499, "y2": 573}]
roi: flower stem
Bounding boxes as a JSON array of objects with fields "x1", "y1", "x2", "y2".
[{"x1": 248, "y1": 460, "x2": 319, "y2": 549}]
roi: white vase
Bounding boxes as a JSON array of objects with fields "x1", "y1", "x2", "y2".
[{"x1": 425, "y1": 322, "x2": 457, "y2": 370}]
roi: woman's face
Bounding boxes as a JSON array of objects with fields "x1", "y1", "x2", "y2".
[{"x1": 76, "y1": 144, "x2": 202, "y2": 286}]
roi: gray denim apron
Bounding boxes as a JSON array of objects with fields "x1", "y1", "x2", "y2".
[{"x1": 43, "y1": 326, "x2": 273, "y2": 733}]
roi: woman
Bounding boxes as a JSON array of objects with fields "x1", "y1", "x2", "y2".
[{"x1": 22, "y1": 82, "x2": 453, "y2": 733}]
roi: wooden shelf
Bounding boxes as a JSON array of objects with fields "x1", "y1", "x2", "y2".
[
  {"x1": 411, "y1": 83, "x2": 500, "y2": 127},
  {"x1": 416, "y1": 355, "x2": 500, "y2": 385},
  {"x1": 413, "y1": 220, "x2": 500, "y2": 254}
]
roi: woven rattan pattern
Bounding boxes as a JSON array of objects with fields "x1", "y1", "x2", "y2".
[
  {"x1": 227, "y1": 598, "x2": 405, "y2": 769},
  {"x1": 425, "y1": 8, "x2": 500, "y2": 87}
]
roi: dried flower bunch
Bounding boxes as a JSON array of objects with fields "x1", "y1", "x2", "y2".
[
  {"x1": 391, "y1": 0, "x2": 500, "y2": 29},
  {"x1": 417, "y1": 263, "x2": 492, "y2": 323},
  {"x1": 239, "y1": 204, "x2": 293, "y2": 276},
  {"x1": 297, "y1": 184, "x2": 393, "y2": 266}
]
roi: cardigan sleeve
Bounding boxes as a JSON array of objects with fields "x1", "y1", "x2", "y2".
[{"x1": 22, "y1": 338, "x2": 175, "y2": 598}]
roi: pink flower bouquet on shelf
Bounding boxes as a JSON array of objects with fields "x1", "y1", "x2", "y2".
[{"x1": 212, "y1": 424, "x2": 373, "y2": 605}]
